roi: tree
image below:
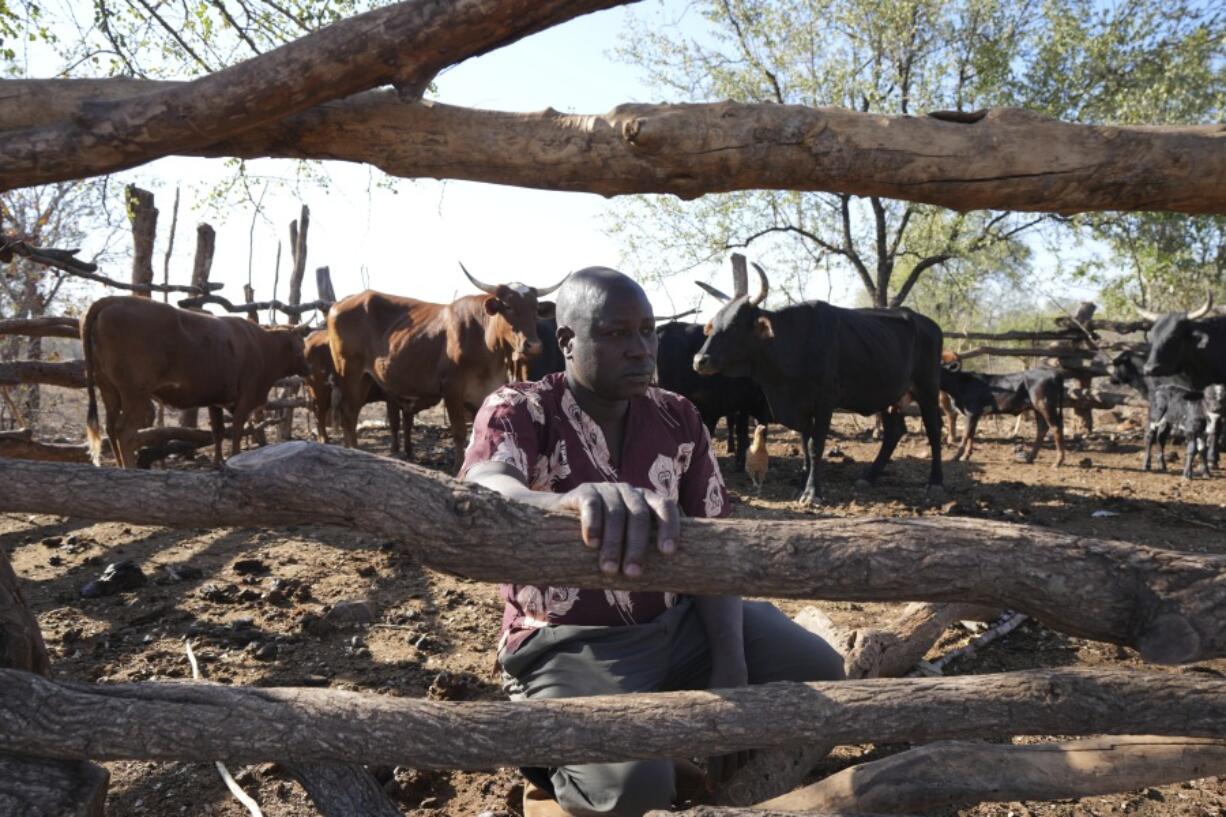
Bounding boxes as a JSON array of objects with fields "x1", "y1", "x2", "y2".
[
  {"x1": 0, "y1": 182, "x2": 121, "y2": 426},
  {"x1": 607, "y1": 0, "x2": 1224, "y2": 308}
]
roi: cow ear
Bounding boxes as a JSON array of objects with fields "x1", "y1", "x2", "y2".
[
  {"x1": 1193, "y1": 329, "x2": 1211, "y2": 349},
  {"x1": 755, "y1": 315, "x2": 774, "y2": 339},
  {"x1": 537, "y1": 300, "x2": 556, "y2": 319},
  {"x1": 484, "y1": 296, "x2": 504, "y2": 316}
]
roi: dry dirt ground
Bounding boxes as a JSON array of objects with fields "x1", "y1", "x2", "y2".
[{"x1": 5, "y1": 401, "x2": 1226, "y2": 817}]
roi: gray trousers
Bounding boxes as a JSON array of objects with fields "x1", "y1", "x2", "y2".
[{"x1": 500, "y1": 598, "x2": 845, "y2": 817}]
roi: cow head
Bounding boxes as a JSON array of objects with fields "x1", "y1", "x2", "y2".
[
  {"x1": 1203, "y1": 383, "x2": 1226, "y2": 417},
  {"x1": 693, "y1": 263, "x2": 772, "y2": 378},
  {"x1": 265, "y1": 324, "x2": 311, "y2": 377},
  {"x1": 1107, "y1": 349, "x2": 1146, "y2": 388},
  {"x1": 1136, "y1": 293, "x2": 1213, "y2": 377},
  {"x1": 941, "y1": 350, "x2": 962, "y2": 373},
  {"x1": 461, "y1": 263, "x2": 564, "y2": 359}
]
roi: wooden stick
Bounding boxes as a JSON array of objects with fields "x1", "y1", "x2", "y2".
[
  {"x1": 760, "y1": 736, "x2": 1226, "y2": 813},
  {"x1": 1, "y1": 668, "x2": 1224, "y2": 769},
  {"x1": 0, "y1": 442, "x2": 1221, "y2": 663},
  {"x1": 0, "y1": 360, "x2": 86, "y2": 389},
  {"x1": 177, "y1": 293, "x2": 330, "y2": 317},
  {"x1": 0, "y1": 317, "x2": 80, "y2": 339}
]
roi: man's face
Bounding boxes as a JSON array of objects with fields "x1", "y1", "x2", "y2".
[{"x1": 562, "y1": 284, "x2": 658, "y2": 400}]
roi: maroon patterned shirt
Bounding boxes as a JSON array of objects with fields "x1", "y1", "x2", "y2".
[{"x1": 461, "y1": 372, "x2": 730, "y2": 658}]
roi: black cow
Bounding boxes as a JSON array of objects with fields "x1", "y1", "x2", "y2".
[
  {"x1": 1107, "y1": 349, "x2": 1191, "y2": 399},
  {"x1": 1137, "y1": 295, "x2": 1225, "y2": 387},
  {"x1": 522, "y1": 317, "x2": 564, "y2": 381},
  {"x1": 939, "y1": 364, "x2": 1066, "y2": 466},
  {"x1": 693, "y1": 264, "x2": 944, "y2": 505},
  {"x1": 656, "y1": 321, "x2": 770, "y2": 472},
  {"x1": 1143, "y1": 384, "x2": 1225, "y2": 478}
]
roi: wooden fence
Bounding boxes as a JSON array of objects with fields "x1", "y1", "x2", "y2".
[{"x1": 1, "y1": 443, "x2": 1224, "y2": 816}]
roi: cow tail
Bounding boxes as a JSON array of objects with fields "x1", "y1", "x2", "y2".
[{"x1": 82, "y1": 303, "x2": 103, "y2": 466}]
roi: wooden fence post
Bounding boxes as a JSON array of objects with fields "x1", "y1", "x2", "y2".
[
  {"x1": 125, "y1": 185, "x2": 157, "y2": 298},
  {"x1": 178, "y1": 224, "x2": 217, "y2": 430},
  {"x1": 277, "y1": 206, "x2": 310, "y2": 442}
]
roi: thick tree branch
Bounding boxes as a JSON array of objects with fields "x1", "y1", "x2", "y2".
[
  {"x1": 839, "y1": 195, "x2": 876, "y2": 295},
  {"x1": 0, "y1": 317, "x2": 80, "y2": 339},
  {"x1": 0, "y1": 0, "x2": 637, "y2": 189},
  {"x1": 888, "y1": 253, "x2": 951, "y2": 307},
  {"x1": 2, "y1": 81, "x2": 1222, "y2": 213},
  {"x1": 1, "y1": 667, "x2": 1224, "y2": 769},
  {"x1": 0, "y1": 361, "x2": 85, "y2": 389},
  {"x1": 177, "y1": 293, "x2": 329, "y2": 317},
  {"x1": 0, "y1": 443, "x2": 1222, "y2": 663}
]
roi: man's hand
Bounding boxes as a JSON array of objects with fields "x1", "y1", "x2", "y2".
[{"x1": 548, "y1": 482, "x2": 680, "y2": 577}]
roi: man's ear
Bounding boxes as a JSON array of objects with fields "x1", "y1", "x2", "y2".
[
  {"x1": 755, "y1": 315, "x2": 774, "y2": 339},
  {"x1": 557, "y1": 326, "x2": 575, "y2": 358},
  {"x1": 537, "y1": 300, "x2": 556, "y2": 319},
  {"x1": 484, "y1": 296, "x2": 504, "y2": 316},
  {"x1": 1193, "y1": 329, "x2": 1211, "y2": 349}
]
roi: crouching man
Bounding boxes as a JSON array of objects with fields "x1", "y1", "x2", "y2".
[{"x1": 462, "y1": 267, "x2": 845, "y2": 817}]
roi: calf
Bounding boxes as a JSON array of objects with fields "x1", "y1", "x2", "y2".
[
  {"x1": 939, "y1": 366, "x2": 1066, "y2": 466},
  {"x1": 83, "y1": 296, "x2": 308, "y2": 468},
  {"x1": 1143, "y1": 384, "x2": 1225, "y2": 478}
]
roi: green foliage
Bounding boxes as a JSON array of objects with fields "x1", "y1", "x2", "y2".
[{"x1": 609, "y1": 0, "x2": 1224, "y2": 312}]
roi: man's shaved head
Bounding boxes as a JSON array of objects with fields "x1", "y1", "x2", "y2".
[{"x1": 555, "y1": 267, "x2": 648, "y2": 329}]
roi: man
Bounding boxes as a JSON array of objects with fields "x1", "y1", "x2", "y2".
[{"x1": 462, "y1": 268, "x2": 844, "y2": 817}]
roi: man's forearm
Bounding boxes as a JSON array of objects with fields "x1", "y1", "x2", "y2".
[{"x1": 694, "y1": 595, "x2": 746, "y2": 668}]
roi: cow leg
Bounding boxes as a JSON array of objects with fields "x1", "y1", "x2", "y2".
[
  {"x1": 1182, "y1": 435, "x2": 1198, "y2": 480},
  {"x1": 1142, "y1": 421, "x2": 1158, "y2": 471},
  {"x1": 861, "y1": 411, "x2": 905, "y2": 487},
  {"x1": 733, "y1": 411, "x2": 749, "y2": 473},
  {"x1": 402, "y1": 408, "x2": 416, "y2": 460},
  {"x1": 798, "y1": 409, "x2": 832, "y2": 506},
  {"x1": 113, "y1": 389, "x2": 151, "y2": 470},
  {"x1": 917, "y1": 397, "x2": 945, "y2": 489},
  {"x1": 207, "y1": 406, "x2": 226, "y2": 465},
  {"x1": 940, "y1": 393, "x2": 958, "y2": 444},
  {"x1": 99, "y1": 384, "x2": 123, "y2": 467},
  {"x1": 387, "y1": 400, "x2": 401, "y2": 457},
  {"x1": 957, "y1": 414, "x2": 982, "y2": 461},
  {"x1": 1027, "y1": 412, "x2": 1050, "y2": 464},
  {"x1": 335, "y1": 371, "x2": 366, "y2": 449},
  {"x1": 1156, "y1": 425, "x2": 1170, "y2": 472}
]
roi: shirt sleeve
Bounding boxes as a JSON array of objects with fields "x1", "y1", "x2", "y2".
[
  {"x1": 460, "y1": 387, "x2": 543, "y2": 484},
  {"x1": 678, "y1": 402, "x2": 731, "y2": 519}
]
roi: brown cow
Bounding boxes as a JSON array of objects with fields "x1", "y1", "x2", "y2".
[
  {"x1": 304, "y1": 329, "x2": 413, "y2": 455},
  {"x1": 327, "y1": 266, "x2": 564, "y2": 467},
  {"x1": 83, "y1": 296, "x2": 308, "y2": 468}
]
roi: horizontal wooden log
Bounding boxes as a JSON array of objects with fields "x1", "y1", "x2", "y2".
[
  {"x1": 2, "y1": 668, "x2": 1224, "y2": 769},
  {"x1": 952, "y1": 346, "x2": 1099, "y2": 361},
  {"x1": 262, "y1": 397, "x2": 311, "y2": 411},
  {"x1": 0, "y1": 360, "x2": 85, "y2": 389},
  {"x1": 0, "y1": 236, "x2": 97, "y2": 275},
  {"x1": 0, "y1": 317, "x2": 80, "y2": 339},
  {"x1": 0, "y1": 426, "x2": 258, "y2": 464},
  {"x1": 945, "y1": 328, "x2": 1082, "y2": 342},
  {"x1": 652, "y1": 810, "x2": 881, "y2": 817},
  {"x1": 2, "y1": 80, "x2": 1224, "y2": 214},
  {"x1": 0, "y1": 443, "x2": 1221, "y2": 663},
  {"x1": 761, "y1": 736, "x2": 1226, "y2": 813},
  {"x1": 0, "y1": 0, "x2": 632, "y2": 189}
]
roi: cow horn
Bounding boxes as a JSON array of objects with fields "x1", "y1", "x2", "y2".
[
  {"x1": 534, "y1": 273, "x2": 570, "y2": 297},
  {"x1": 1187, "y1": 291, "x2": 1214, "y2": 320},
  {"x1": 1132, "y1": 299, "x2": 1161, "y2": 321},
  {"x1": 749, "y1": 263, "x2": 769, "y2": 306},
  {"x1": 695, "y1": 281, "x2": 731, "y2": 303},
  {"x1": 459, "y1": 262, "x2": 499, "y2": 295}
]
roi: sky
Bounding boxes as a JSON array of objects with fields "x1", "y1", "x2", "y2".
[{"x1": 21, "y1": 0, "x2": 1102, "y2": 322}]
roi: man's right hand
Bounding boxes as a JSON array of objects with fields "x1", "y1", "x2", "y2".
[{"x1": 546, "y1": 482, "x2": 680, "y2": 578}]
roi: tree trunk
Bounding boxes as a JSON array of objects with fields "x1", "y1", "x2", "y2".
[
  {"x1": 0, "y1": 443, "x2": 1222, "y2": 663},
  {"x1": 760, "y1": 736, "x2": 1226, "y2": 813},
  {"x1": 125, "y1": 185, "x2": 157, "y2": 297},
  {"x1": 315, "y1": 266, "x2": 336, "y2": 305},
  {"x1": 0, "y1": 549, "x2": 110, "y2": 815},
  {"x1": 4, "y1": 78, "x2": 1222, "y2": 214},
  {"x1": 0, "y1": 667, "x2": 1223, "y2": 769},
  {"x1": 286, "y1": 763, "x2": 403, "y2": 817}
]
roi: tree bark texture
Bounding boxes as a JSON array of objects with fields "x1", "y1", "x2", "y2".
[
  {"x1": 0, "y1": 0, "x2": 634, "y2": 190},
  {"x1": 2, "y1": 80, "x2": 1222, "y2": 214},
  {"x1": 0, "y1": 426, "x2": 258, "y2": 464},
  {"x1": 0, "y1": 317, "x2": 80, "y2": 339},
  {"x1": 2, "y1": 667, "x2": 1224, "y2": 769},
  {"x1": 759, "y1": 736, "x2": 1226, "y2": 813},
  {"x1": 125, "y1": 185, "x2": 157, "y2": 298},
  {"x1": 286, "y1": 763, "x2": 402, "y2": 817},
  {"x1": 0, "y1": 360, "x2": 86, "y2": 389},
  {"x1": 0, "y1": 550, "x2": 110, "y2": 816},
  {"x1": 0, "y1": 443, "x2": 1221, "y2": 663},
  {"x1": 315, "y1": 266, "x2": 336, "y2": 305}
]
